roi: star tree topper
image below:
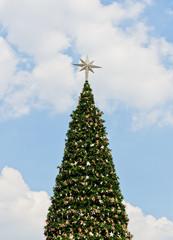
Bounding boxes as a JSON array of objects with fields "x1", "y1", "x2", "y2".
[{"x1": 73, "y1": 55, "x2": 101, "y2": 81}]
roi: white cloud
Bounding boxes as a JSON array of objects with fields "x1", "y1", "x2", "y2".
[
  {"x1": 32, "y1": 53, "x2": 76, "y2": 112},
  {"x1": 0, "y1": 0, "x2": 173, "y2": 128},
  {"x1": 132, "y1": 107, "x2": 173, "y2": 130},
  {"x1": 126, "y1": 202, "x2": 173, "y2": 240},
  {"x1": 0, "y1": 167, "x2": 173, "y2": 240},
  {"x1": 166, "y1": 8, "x2": 173, "y2": 15},
  {"x1": 0, "y1": 167, "x2": 50, "y2": 240},
  {"x1": 0, "y1": 37, "x2": 17, "y2": 99}
]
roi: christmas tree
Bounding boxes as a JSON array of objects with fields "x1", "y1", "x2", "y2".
[{"x1": 44, "y1": 56, "x2": 133, "y2": 240}]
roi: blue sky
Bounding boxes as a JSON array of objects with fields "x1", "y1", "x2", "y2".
[{"x1": 0, "y1": 0, "x2": 173, "y2": 240}]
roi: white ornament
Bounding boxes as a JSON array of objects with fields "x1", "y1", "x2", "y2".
[{"x1": 73, "y1": 55, "x2": 101, "y2": 82}]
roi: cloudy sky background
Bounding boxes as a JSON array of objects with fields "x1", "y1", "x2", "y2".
[{"x1": 0, "y1": 0, "x2": 173, "y2": 239}]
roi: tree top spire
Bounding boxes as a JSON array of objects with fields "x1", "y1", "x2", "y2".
[{"x1": 73, "y1": 55, "x2": 101, "y2": 82}]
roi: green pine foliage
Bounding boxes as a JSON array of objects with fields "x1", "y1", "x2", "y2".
[{"x1": 44, "y1": 81, "x2": 133, "y2": 240}]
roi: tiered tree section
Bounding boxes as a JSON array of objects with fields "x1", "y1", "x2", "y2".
[{"x1": 44, "y1": 81, "x2": 133, "y2": 240}]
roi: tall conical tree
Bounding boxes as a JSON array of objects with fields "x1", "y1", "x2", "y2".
[{"x1": 44, "y1": 59, "x2": 133, "y2": 240}]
